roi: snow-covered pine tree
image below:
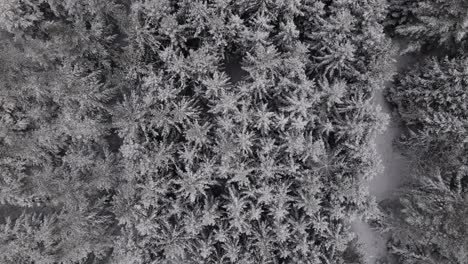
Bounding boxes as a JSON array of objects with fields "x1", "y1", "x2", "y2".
[{"x1": 387, "y1": 0, "x2": 468, "y2": 53}]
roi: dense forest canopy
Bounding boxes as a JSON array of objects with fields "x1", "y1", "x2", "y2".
[
  {"x1": 384, "y1": 57, "x2": 468, "y2": 263},
  {"x1": 385, "y1": 0, "x2": 468, "y2": 263},
  {"x1": 0, "y1": 0, "x2": 466, "y2": 264},
  {"x1": 386, "y1": 0, "x2": 468, "y2": 53}
]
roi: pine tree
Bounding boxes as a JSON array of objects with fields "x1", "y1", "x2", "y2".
[{"x1": 387, "y1": 0, "x2": 468, "y2": 53}]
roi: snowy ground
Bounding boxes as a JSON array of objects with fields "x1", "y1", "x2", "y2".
[
  {"x1": 351, "y1": 47, "x2": 419, "y2": 264},
  {"x1": 351, "y1": 85, "x2": 410, "y2": 263},
  {"x1": 370, "y1": 88, "x2": 410, "y2": 201}
]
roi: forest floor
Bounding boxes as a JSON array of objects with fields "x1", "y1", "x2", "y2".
[
  {"x1": 351, "y1": 51, "x2": 416, "y2": 264},
  {"x1": 369, "y1": 87, "x2": 410, "y2": 202},
  {"x1": 351, "y1": 86, "x2": 410, "y2": 264}
]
